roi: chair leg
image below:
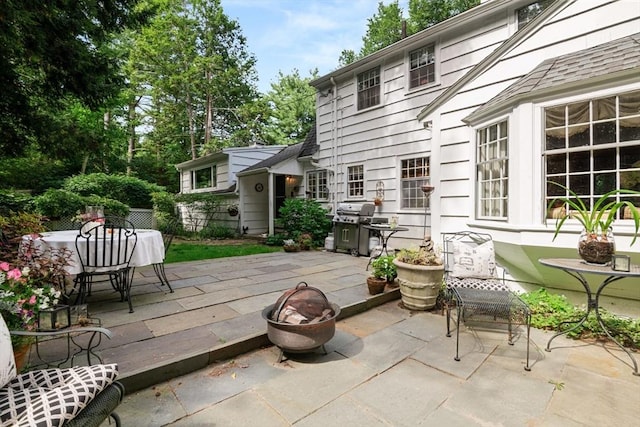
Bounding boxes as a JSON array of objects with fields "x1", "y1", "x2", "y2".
[
  {"x1": 524, "y1": 313, "x2": 532, "y2": 371},
  {"x1": 454, "y1": 304, "x2": 462, "y2": 362},
  {"x1": 152, "y1": 262, "x2": 174, "y2": 292},
  {"x1": 124, "y1": 268, "x2": 135, "y2": 313}
]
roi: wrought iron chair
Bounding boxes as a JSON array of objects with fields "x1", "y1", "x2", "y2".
[
  {"x1": 442, "y1": 231, "x2": 531, "y2": 371},
  {"x1": 1, "y1": 314, "x2": 124, "y2": 427},
  {"x1": 152, "y1": 219, "x2": 178, "y2": 293},
  {"x1": 74, "y1": 217, "x2": 138, "y2": 313}
]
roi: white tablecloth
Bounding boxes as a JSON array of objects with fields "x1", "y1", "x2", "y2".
[{"x1": 21, "y1": 229, "x2": 165, "y2": 275}]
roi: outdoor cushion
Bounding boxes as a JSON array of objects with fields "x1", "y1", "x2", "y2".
[
  {"x1": 0, "y1": 364, "x2": 118, "y2": 427},
  {"x1": 0, "y1": 314, "x2": 17, "y2": 389},
  {"x1": 451, "y1": 240, "x2": 497, "y2": 279}
]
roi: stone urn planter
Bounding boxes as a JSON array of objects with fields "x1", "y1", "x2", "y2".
[{"x1": 393, "y1": 258, "x2": 444, "y2": 310}]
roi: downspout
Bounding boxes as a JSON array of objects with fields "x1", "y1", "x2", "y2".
[{"x1": 330, "y1": 76, "x2": 338, "y2": 212}]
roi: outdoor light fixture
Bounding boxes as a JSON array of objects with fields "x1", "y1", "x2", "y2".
[{"x1": 38, "y1": 305, "x2": 71, "y2": 331}]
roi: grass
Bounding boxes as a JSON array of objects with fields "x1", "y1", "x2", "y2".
[{"x1": 165, "y1": 241, "x2": 283, "y2": 263}]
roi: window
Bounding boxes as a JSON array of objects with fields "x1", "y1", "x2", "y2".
[
  {"x1": 357, "y1": 67, "x2": 381, "y2": 110},
  {"x1": 347, "y1": 165, "x2": 364, "y2": 198},
  {"x1": 544, "y1": 90, "x2": 640, "y2": 217},
  {"x1": 191, "y1": 166, "x2": 216, "y2": 190},
  {"x1": 409, "y1": 45, "x2": 435, "y2": 89},
  {"x1": 517, "y1": 0, "x2": 554, "y2": 30},
  {"x1": 477, "y1": 121, "x2": 508, "y2": 219},
  {"x1": 306, "y1": 170, "x2": 328, "y2": 200},
  {"x1": 401, "y1": 157, "x2": 431, "y2": 209}
]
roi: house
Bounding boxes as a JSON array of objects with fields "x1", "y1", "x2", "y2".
[
  {"x1": 310, "y1": 0, "x2": 640, "y2": 299},
  {"x1": 236, "y1": 125, "x2": 320, "y2": 235},
  {"x1": 174, "y1": 143, "x2": 285, "y2": 231}
]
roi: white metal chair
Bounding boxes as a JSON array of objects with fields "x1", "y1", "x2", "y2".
[{"x1": 442, "y1": 231, "x2": 531, "y2": 371}]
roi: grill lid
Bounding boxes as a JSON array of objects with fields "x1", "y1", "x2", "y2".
[{"x1": 271, "y1": 282, "x2": 335, "y2": 325}]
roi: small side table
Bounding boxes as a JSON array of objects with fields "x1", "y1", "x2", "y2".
[
  {"x1": 539, "y1": 258, "x2": 639, "y2": 376},
  {"x1": 364, "y1": 225, "x2": 408, "y2": 269}
]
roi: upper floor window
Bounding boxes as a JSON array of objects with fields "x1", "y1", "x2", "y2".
[
  {"x1": 477, "y1": 121, "x2": 508, "y2": 220},
  {"x1": 401, "y1": 157, "x2": 430, "y2": 209},
  {"x1": 357, "y1": 67, "x2": 380, "y2": 110},
  {"x1": 307, "y1": 170, "x2": 329, "y2": 200},
  {"x1": 347, "y1": 165, "x2": 364, "y2": 198},
  {"x1": 544, "y1": 90, "x2": 640, "y2": 218},
  {"x1": 192, "y1": 165, "x2": 216, "y2": 190},
  {"x1": 517, "y1": 0, "x2": 553, "y2": 30},
  {"x1": 409, "y1": 45, "x2": 435, "y2": 89}
]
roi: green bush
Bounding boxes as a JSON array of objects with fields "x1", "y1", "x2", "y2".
[
  {"x1": 265, "y1": 233, "x2": 286, "y2": 246},
  {"x1": 278, "y1": 198, "x2": 332, "y2": 247},
  {"x1": 199, "y1": 224, "x2": 236, "y2": 239},
  {"x1": 63, "y1": 173, "x2": 165, "y2": 209},
  {"x1": 0, "y1": 190, "x2": 35, "y2": 215},
  {"x1": 32, "y1": 189, "x2": 129, "y2": 219}
]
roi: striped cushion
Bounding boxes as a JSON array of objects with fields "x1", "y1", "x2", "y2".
[{"x1": 0, "y1": 364, "x2": 118, "y2": 427}]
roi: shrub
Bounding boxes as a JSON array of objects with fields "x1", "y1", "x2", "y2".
[
  {"x1": 32, "y1": 189, "x2": 129, "y2": 219},
  {"x1": 199, "y1": 224, "x2": 236, "y2": 239},
  {"x1": 278, "y1": 198, "x2": 332, "y2": 247},
  {"x1": 265, "y1": 233, "x2": 286, "y2": 246},
  {"x1": 0, "y1": 190, "x2": 34, "y2": 216},
  {"x1": 0, "y1": 212, "x2": 47, "y2": 263},
  {"x1": 63, "y1": 173, "x2": 165, "y2": 209}
]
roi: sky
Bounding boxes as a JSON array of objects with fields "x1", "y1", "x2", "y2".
[{"x1": 221, "y1": 0, "x2": 408, "y2": 93}]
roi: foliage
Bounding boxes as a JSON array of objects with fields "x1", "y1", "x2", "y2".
[
  {"x1": 395, "y1": 245, "x2": 443, "y2": 266},
  {"x1": 151, "y1": 191, "x2": 177, "y2": 227},
  {"x1": 0, "y1": 156, "x2": 74, "y2": 193},
  {"x1": 371, "y1": 255, "x2": 397, "y2": 281},
  {"x1": 297, "y1": 233, "x2": 313, "y2": 250},
  {"x1": 265, "y1": 233, "x2": 287, "y2": 246},
  {"x1": 0, "y1": 213, "x2": 48, "y2": 264},
  {"x1": 63, "y1": 173, "x2": 165, "y2": 209},
  {"x1": 0, "y1": 0, "x2": 148, "y2": 158},
  {"x1": 0, "y1": 190, "x2": 34, "y2": 216},
  {"x1": 199, "y1": 224, "x2": 236, "y2": 240},
  {"x1": 521, "y1": 288, "x2": 640, "y2": 348},
  {"x1": 339, "y1": 0, "x2": 479, "y2": 65},
  {"x1": 164, "y1": 242, "x2": 282, "y2": 264},
  {"x1": 262, "y1": 69, "x2": 318, "y2": 145},
  {"x1": 546, "y1": 181, "x2": 640, "y2": 245},
  {"x1": 32, "y1": 189, "x2": 129, "y2": 220},
  {"x1": 278, "y1": 198, "x2": 332, "y2": 247},
  {"x1": 175, "y1": 193, "x2": 225, "y2": 232}
]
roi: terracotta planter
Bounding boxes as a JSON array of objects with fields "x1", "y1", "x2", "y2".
[
  {"x1": 13, "y1": 344, "x2": 31, "y2": 372},
  {"x1": 366, "y1": 276, "x2": 386, "y2": 295},
  {"x1": 393, "y1": 259, "x2": 444, "y2": 310}
]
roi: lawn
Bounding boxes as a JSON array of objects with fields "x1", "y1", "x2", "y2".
[{"x1": 165, "y1": 239, "x2": 283, "y2": 263}]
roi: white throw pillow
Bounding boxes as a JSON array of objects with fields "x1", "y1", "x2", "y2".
[
  {"x1": 0, "y1": 313, "x2": 17, "y2": 389},
  {"x1": 451, "y1": 240, "x2": 497, "y2": 279}
]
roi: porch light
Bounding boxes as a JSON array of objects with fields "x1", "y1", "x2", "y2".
[{"x1": 38, "y1": 305, "x2": 71, "y2": 331}]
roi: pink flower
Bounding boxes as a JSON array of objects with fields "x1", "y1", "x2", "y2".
[
  {"x1": 28, "y1": 295, "x2": 37, "y2": 305},
  {"x1": 0, "y1": 261, "x2": 10, "y2": 272},
  {"x1": 7, "y1": 268, "x2": 22, "y2": 280}
]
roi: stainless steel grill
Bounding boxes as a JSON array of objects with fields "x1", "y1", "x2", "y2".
[{"x1": 332, "y1": 203, "x2": 375, "y2": 256}]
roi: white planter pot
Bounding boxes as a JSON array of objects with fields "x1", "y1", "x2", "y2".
[{"x1": 393, "y1": 259, "x2": 444, "y2": 310}]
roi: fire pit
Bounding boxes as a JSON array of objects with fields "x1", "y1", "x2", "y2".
[{"x1": 262, "y1": 282, "x2": 340, "y2": 362}]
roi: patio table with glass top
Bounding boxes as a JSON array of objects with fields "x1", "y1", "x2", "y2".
[{"x1": 538, "y1": 257, "x2": 640, "y2": 376}]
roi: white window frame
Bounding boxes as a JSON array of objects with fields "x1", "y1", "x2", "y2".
[
  {"x1": 306, "y1": 170, "x2": 329, "y2": 200},
  {"x1": 191, "y1": 165, "x2": 216, "y2": 191},
  {"x1": 357, "y1": 66, "x2": 381, "y2": 111},
  {"x1": 400, "y1": 156, "x2": 431, "y2": 209},
  {"x1": 476, "y1": 120, "x2": 509, "y2": 220},
  {"x1": 408, "y1": 44, "x2": 435, "y2": 90},
  {"x1": 543, "y1": 88, "x2": 640, "y2": 220},
  {"x1": 516, "y1": 0, "x2": 553, "y2": 30},
  {"x1": 347, "y1": 164, "x2": 365, "y2": 200}
]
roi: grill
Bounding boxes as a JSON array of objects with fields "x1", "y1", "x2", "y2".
[{"x1": 332, "y1": 203, "x2": 375, "y2": 256}]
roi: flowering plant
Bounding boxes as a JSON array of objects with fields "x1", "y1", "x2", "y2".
[
  {"x1": 371, "y1": 255, "x2": 397, "y2": 281},
  {"x1": 0, "y1": 262, "x2": 63, "y2": 346}
]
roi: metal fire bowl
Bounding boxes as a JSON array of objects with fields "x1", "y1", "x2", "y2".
[{"x1": 262, "y1": 303, "x2": 341, "y2": 353}]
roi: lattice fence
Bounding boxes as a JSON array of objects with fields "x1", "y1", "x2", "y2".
[{"x1": 48, "y1": 209, "x2": 156, "y2": 231}]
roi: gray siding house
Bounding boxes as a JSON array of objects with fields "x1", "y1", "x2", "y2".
[{"x1": 310, "y1": 0, "x2": 640, "y2": 299}]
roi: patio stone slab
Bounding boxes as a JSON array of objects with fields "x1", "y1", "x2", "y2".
[{"x1": 144, "y1": 304, "x2": 240, "y2": 336}]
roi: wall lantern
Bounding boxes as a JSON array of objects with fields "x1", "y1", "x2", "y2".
[{"x1": 374, "y1": 181, "x2": 385, "y2": 205}]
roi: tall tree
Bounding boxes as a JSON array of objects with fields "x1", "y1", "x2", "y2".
[
  {"x1": 360, "y1": 1, "x2": 404, "y2": 57},
  {"x1": 0, "y1": 0, "x2": 147, "y2": 158},
  {"x1": 262, "y1": 69, "x2": 318, "y2": 145},
  {"x1": 407, "y1": 0, "x2": 480, "y2": 34}
]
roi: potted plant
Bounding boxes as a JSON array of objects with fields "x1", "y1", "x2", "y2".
[
  {"x1": 282, "y1": 239, "x2": 300, "y2": 252},
  {"x1": 546, "y1": 182, "x2": 640, "y2": 264},
  {"x1": 368, "y1": 255, "x2": 396, "y2": 295},
  {"x1": 297, "y1": 233, "x2": 313, "y2": 251},
  {"x1": 393, "y1": 241, "x2": 444, "y2": 310}
]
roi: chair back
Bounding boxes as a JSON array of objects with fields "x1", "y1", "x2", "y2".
[
  {"x1": 442, "y1": 231, "x2": 496, "y2": 278},
  {"x1": 76, "y1": 217, "x2": 137, "y2": 272}
]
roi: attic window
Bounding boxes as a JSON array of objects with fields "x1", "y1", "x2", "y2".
[
  {"x1": 357, "y1": 67, "x2": 381, "y2": 110},
  {"x1": 409, "y1": 45, "x2": 435, "y2": 89}
]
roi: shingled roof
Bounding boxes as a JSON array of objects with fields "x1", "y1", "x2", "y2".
[
  {"x1": 239, "y1": 143, "x2": 303, "y2": 173},
  {"x1": 465, "y1": 32, "x2": 640, "y2": 123},
  {"x1": 298, "y1": 121, "x2": 317, "y2": 159}
]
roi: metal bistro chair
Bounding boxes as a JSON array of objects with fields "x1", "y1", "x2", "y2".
[
  {"x1": 152, "y1": 219, "x2": 178, "y2": 293},
  {"x1": 442, "y1": 231, "x2": 531, "y2": 371},
  {"x1": 75, "y1": 217, "x2": 138, "y2": 313}
]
